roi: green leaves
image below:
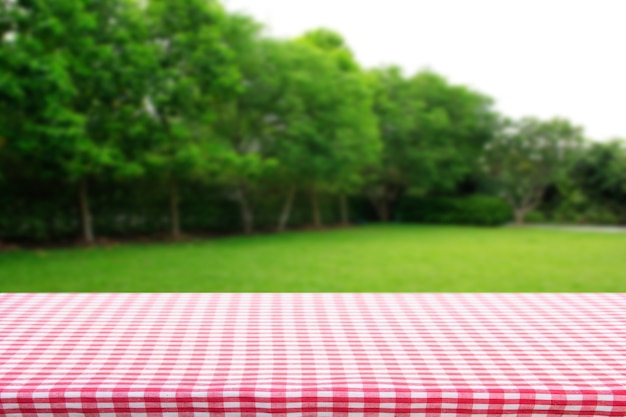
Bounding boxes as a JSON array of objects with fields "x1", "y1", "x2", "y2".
[
  {"x1": 277, "y1": 36, "x2": 380, "y2": 188},
  {"x1": 144, "y1": 0, "x2": 240, "y2": 182},
  {"x1": 3, "y1": 0, "x2": 609, "y2": 238},
  {"x1": 481, "y1": 117, "x2": 584, "y2": 222},
  {"x1": 0, "y1": 0, "x2": 167, "y2": 182},
  {"x1": 572, "y1": 139, "x2": 626, "y2": 220},
  {"x1": 366, "y1": 67, "x2": 496, "y2": 219}
]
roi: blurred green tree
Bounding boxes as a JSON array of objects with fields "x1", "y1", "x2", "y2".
[
  {"x1": 297, "y1": 29, "x2": 381, "y2": 226},
  {"x1": 271, "y1": 31, "x2": 380, "y2": 229},
  {"x1": 0, "y1": 0, "x2": 155, "y2": 243},
  {"x1": 143, "y1": 0, "x2": 240, "y2": 239},
  {"x1": 367, "y1": 68, "x2": 495, "y2": 221},
  {"x1": 211, "y1": 15, "x2": 279, "y2": 234},
  {"x1": 572, "y1": 139, "x2": 626, "y2": 222},
  {"x1": 481, "y1": 117, "x2": 584, "y2": 225}
]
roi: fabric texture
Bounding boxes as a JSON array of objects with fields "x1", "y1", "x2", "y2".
[{"x1": 0, "y1": 293, "x2": 625, "y2": 416}]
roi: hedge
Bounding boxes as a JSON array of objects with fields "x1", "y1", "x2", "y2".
[
  {"x1": 0, "y1": 180, "x2": 352, "y2": 242},
  {"x1": 396, "y1": 195, "x2": 512, "y2": 226},
  {"x1": 1, "y1": 181, "x2": 511, "y2": 243}
]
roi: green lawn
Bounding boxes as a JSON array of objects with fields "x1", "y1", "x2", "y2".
[{"x1": 0, "y1": 225, "x2": 624, "y2": 292}]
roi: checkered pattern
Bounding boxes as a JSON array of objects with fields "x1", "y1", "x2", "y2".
[{"x1": 1, "y1": 294, "x2": 625, "y2": 416}]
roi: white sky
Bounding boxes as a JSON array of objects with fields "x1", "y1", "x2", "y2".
[{"x1": 223, "y1": 0, "x2": 626, "y2": 141}]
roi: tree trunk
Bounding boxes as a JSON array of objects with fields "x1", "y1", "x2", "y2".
[
  {"x1": 370, "y1": 197, "x2": 389, "y2": 222},
  {"x1": 169, "y1": 180, "x2": 181, "y2": 239},
  {"x1": 277, "y1": 186, "x2": 296, "y2": 232},
  {"x1": 514, "y1": 208, "x2": 527, "y2": 226},
  {"x1": 339, "y1": 193, "x2": 350, "y2": 225},
  {"x1": 310, "y1": 186, "x2": 322, "y2": 229},
  {"x1": 379, "y1": 201, "x2": 390, "y2": 222},
  {"x1": 237, "y1": 185, "x2": 254, "y2": 235},
  {"x1": 368, "y1": 188, "x2": 391, "y2": 223},
  {"x1": 78, "y1": 179, "x2": 94, "y2": 244}
]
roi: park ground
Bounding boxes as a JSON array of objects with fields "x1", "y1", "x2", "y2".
[{"x1": 0, "y1": 225, "x2": 624, "y2": 292}]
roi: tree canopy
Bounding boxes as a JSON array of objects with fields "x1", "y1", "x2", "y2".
[
  {"x1": 1, "y1": 0, "x2": 621, "y2": 243},
  {"x1": 572, "y1": 139, "x2": 626, "y2": 221},
  {"x1": 480, "y1": 117, "x2": 584, "y2": 224},
  {"x1": 367, "y1": 67, "x2": 496, "y2": 220}
]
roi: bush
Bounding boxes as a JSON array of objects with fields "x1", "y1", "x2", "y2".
[
  {"x1": 578, "y1": 207, "x2": 620, "y2": 225},
  {"x1": 0, "y1": 180, "x2": 372, "y2": 242},
  {"x1": 396, "y1": 195, "x2": 512, "y2": 226},
  {"x1": 525, "y1": 210, "x2": 546, "y2": 223},
  {"x1": 543, "y1": 204, "x2": 620, "y2": 225}
]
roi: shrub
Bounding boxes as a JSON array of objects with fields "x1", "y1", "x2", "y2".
[
  {"x1": 525, "y1": 210, "x2": 546, "y2": 223},
  {"x1": 0, "y1": 180, "x2": 368, "y2": 242},
  {"x1": 396, "y1": 195, "x2": 512, "y2": 226},
  {"x1": 579, "y1": 207, "x2": 620, "y2": 225}
]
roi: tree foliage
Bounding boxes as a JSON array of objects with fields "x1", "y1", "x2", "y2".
[
  {"x1": 1, "y1": 0, "x2": 156, "y2": 242},
  {"x1": 2, "y1": 0, "x2": 620, "y2": 243},
  {"x1": 367, "y1": 67, "x2": 496, "y2": 221},
  {"x1": 143, "y1": 0, "x2": 241, "y2": 238},
  {"x1": 572, "y1": 139, "x2": 626, "y2": 221},
  {"x1": 481, "y1": 117, "x2": 584, "y2": 224},
  {"x1": 211, "y1": 16, "x2": 277, "y2": 234}
]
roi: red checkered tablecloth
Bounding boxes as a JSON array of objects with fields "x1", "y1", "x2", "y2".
[{"x1": 1, "y1": 293, "x2": 625, "y2": 416}]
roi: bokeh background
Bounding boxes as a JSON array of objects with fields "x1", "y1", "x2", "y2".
[{"x1": 1, "y1": 0, "x2": 624, "y2": 292}]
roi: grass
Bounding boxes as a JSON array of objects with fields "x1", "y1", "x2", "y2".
[{"x1": 0, "y1": 225, "x2": 625, "y2": 292}]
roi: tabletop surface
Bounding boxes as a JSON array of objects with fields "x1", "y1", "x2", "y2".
[{"x1": 1, "y1": 293, "x2": 625, "y2": 416}]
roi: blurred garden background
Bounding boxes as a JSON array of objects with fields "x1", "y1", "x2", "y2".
[{"x1": 0, "y1": 0, "x2": 624, "y2": 291}]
